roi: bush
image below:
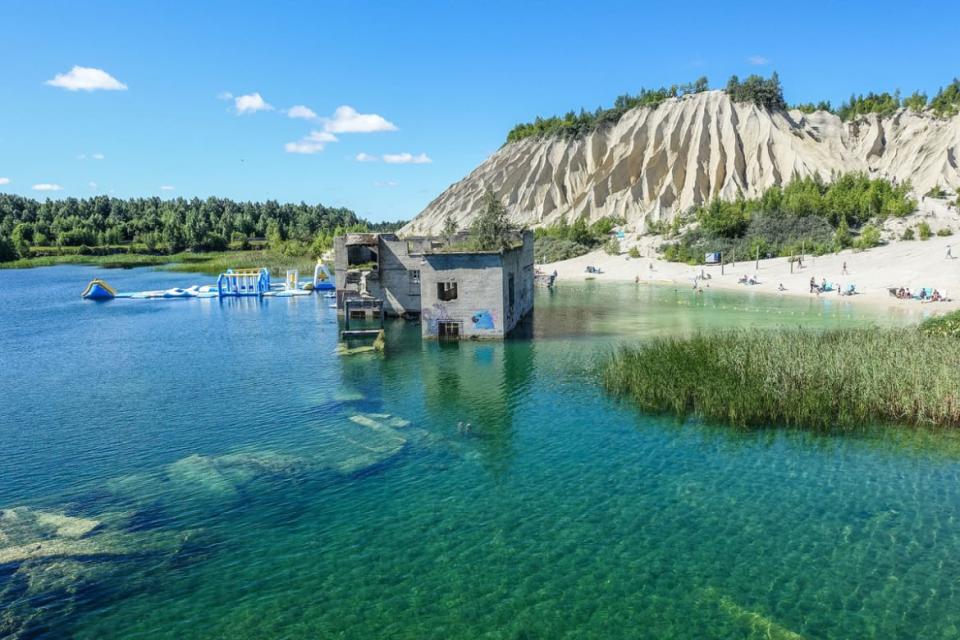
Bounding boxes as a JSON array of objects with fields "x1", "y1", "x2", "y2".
[
  {"x1": 920, "y1": 311, "x2": 960, "y2": 338},
  {"x1": 919, "y1": 222, "x2": 933, "y2": 240},
  {"x1": 926, "y1": 184, "x2": 948, "y2": 198},
  {"x1": 534, "y1": 237, "x2": 592, "y2": 263},
  {"x1": 937, "y1": 228, "x2": 953, "y2": 237},
  {"x1": 853, "y1": 224, "x2": 882, "y2": 250},
  {"x1": 901, "y1": 227, "x2": 916, "y2": 240},
  {"x1": 603, "y1": 237, "x2": 621, "y2": 255},
  {"x1": 628, "y1": 246, "x2": 641, "y2": 258}
]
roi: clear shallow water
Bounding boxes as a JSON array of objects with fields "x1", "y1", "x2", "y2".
[{"x1": 1, "y1": 266, "x2": 957, "y2": 639}]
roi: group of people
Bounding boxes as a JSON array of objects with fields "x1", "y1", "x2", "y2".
[
  {"x1": 738, "y1": 274, "x2": 760, "y2": 285},
  {"x1": 809, "y1": 277, "x2": 856, "y2": 296},
  {"x1": 891, "y1": 287, "x2": 948, "y2": 302}
]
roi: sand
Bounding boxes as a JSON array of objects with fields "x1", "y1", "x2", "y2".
[{"x1": 542, "y1": 206, "x2": 960, "y2": 316}]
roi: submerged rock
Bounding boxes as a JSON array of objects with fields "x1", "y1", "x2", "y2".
[
  {"x1": 0, "y1": 507, "x2": 100, "y2": 548},
  {"x1": 312, "y1": 418, "x2": 407, "y2": 475}
]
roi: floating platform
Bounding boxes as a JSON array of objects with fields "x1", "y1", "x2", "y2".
[{"x1": 83, "y1": 268, "x2": 317, "y2": 302}]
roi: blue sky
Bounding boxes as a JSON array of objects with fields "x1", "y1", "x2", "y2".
[{"x1": 1, "y1": 0, "x2": 958, "y2": 222}]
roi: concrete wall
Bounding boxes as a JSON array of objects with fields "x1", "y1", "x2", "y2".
[
  {"x1": 334, "y1": 231, "x2": 535, "y2": 339},
  {"x1": 420, "y1": 253, "x2": 505, "y2": 339}
]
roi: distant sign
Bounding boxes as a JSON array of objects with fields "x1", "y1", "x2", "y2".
[{"x1": 705, "y1": 252, "x2": 721, "y2": 264}]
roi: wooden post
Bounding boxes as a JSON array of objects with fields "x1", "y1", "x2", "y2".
[
  {"x1": 755, "y1": 246, "x2": 759, "y2": 271},
  {"x1": 790, "y1": 252, "x2": 794, "y2": 274}
]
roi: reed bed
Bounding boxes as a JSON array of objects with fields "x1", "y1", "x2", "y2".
[{"x1": 601, "y1": 328, "x2": 960, "y2": 430}]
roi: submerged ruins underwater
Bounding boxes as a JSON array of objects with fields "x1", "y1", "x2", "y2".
[{"x1": 3, "y1": 265, "x2": 959, "y2": 639}]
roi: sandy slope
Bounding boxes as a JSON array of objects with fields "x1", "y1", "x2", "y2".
[
  {"x1": 542, "y1": 206, "x2": 960, "y2": 316},
  {"x1": 404, "y1": 90, "x2": 960, "y2": 236}
]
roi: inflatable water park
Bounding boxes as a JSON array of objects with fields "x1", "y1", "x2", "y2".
[{"x1": 82, "y1": 261, "x2": 335, "y2": 301}]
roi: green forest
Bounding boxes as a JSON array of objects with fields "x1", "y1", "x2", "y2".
[
  {"x1": 659, "y1": 172, "x2": 916, "y2": 264},
  {"x1": 506, "y1": 75, "x2": 960, "y2": 144},
  {"x1": 0, "y1": 194, "x2": 405, "y2": 264}
]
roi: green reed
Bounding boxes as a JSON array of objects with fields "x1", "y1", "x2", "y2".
[{"x1": 601, "y1": 328, "x2": 960, "y2": 430}]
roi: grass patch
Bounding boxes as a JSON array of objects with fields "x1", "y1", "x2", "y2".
[
  {"x1": 602, "y1": 328, "x2": 960, "y2": 430},
  {"x1": 920, "y1": 310, "x2": 960, "y2": 338},
  {"x1": 0, "y1": 250, "x2": 318, "y2": 276}
]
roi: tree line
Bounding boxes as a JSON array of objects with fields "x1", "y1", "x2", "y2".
[
  {"x1": 506, "y1": 74, "x2": 960, "y2": 145},
  {"x1": 792, "y1": 79, "x2": 960, "y2": 120},
  {"x1": 505, "y1": 77, "x2": 710, "y2": 143},
  {"x1": 661, "y1": 172, "x2": 916, "y2": 263},
  {"x1": 0, "y1": 194, "x2": 405, "y2": 262}
]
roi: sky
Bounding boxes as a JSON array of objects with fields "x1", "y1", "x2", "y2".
[{"x1": 1, "y1": 0, "x2": 958, "y2": 222}]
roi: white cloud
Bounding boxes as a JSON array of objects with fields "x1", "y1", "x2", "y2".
[
  {"x1": 234, "y1": 92, "x2": 273, "y2": 114},
  {"x1": 323, "y1": 105, "x2": 397, "y2": 133},
  {"x1": 46, "y1": 66, "x2": 127, "y2": 91},
  {"x1": 160, "y1": 185, "x2": 175, "y2": 191},
  {"x1": 33, "y1": 183, "x2": 63, "y2": 191},
  {"x1": 383, "y1": 152, "x2": 432, "y2": 164},
  {"x1": 284, "y1": 131, "x2": 338, "y2": 154},
  {"x1": 217, "y1": 91, "x2": 233, "y2": 100},
  {"x1": 374, "y1": 180, "x2": 399, "y2": 188},
  {"x1": 0, "y1": 177, "x2": 10, "y2": 185},
  {"x1": 287, "y1": 105, "x2": 317, "y2": 120},
  {"x1": 88, "y1": 181, "x2": 98, "y2": 189},
  {"x1": 92, "y1": 153, "x2": 105, "y2": 160},
  {"x1": 747, "y1": 55, "x2": 770, "y2": 65},
  {"x1": 77, "y1": 152, "x2": 105, "y2": 160},
  {"x1": 355, "y1": 152, "x2": 378, "y2": 162}
]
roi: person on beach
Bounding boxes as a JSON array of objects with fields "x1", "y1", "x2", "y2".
[
  {"x1": 842, "y1": 261, "x2": 848, "y2": 275},
  {"x1": 947, "y1": 245, "x2": 953, "y2": 260},
  {"x1": 778, "y1": 283, "x2": 786, "y2": 291},
  {"x1": 809, "y1": 277, "x2": 816, "y2": 294}
]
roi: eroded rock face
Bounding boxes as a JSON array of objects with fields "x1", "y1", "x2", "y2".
[{"x1": 403, "y1": 91, "x2": 960, "y2": 235}]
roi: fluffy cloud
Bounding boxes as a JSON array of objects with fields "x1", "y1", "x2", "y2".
[
  {"x1": 287, "y1": 105, "x2": 317, "y2": 120},
  {"x1": 46, "y1": 66, "x2": 127, "y2": 91},
  {"x1": 747, "y1": 55, "x2": 770, "y2": 65},
  {"x1": 234, "y1": 92, "x2": 273, "y2": 114},
  {"x1": 160, "y1": 185, "x2": 175, "y2": 191},
  {"x1": 324, "y1": 106, "x2": 397, "y2": 133},
  {"x1": 355, "y1": 152, "x2": 378, "y2": 162},
  {"x1": 383, "y1": 152, "x2": 432, "y2": 164},
  {"x1": 284, "y1": 131, "x2": 338, "y2": 154},
  {"x1": 0, "y1": 177, "x2": 9, "y2": 185},
  {"x1": 33, "y1": 183, "x2": 63, "y2": 191}
]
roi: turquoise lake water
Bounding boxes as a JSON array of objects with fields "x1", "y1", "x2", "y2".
[{"x1": 2, "y1": 265, "x2": 959, "y2": 639}]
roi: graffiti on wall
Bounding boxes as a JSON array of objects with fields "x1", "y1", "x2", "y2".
[
  {"x1": 422, "y1": 303, "x2": 450, "y2": 335},
  {"x1": 471, "y1": 310, "x2": 496, "y2": 330}
]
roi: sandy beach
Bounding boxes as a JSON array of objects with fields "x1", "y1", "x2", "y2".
[{"x1": 542, "y1": 211, "x2": 960, "y2": 315}]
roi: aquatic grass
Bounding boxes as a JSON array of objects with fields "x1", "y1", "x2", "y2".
[
  {"x1": 920, "y1": 310, "x2": 960, "y2": 337},
  {"x1": 601, "y1": 328, "x2": 960, "y2": 430}
]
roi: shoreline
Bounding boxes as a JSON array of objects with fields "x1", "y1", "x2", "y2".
[{"x1": 542, "y1": 233, "x2": 960, "y2": 315}]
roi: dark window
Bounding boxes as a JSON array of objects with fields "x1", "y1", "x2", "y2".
[
  {"x1": 508, "y1": 273, "x2": 515, "y2": 310},
  {"x1": 438, "y1": 321, "x2": 461, "y2": 340},
  {"x1": 408, "y1": 269, "x2": 421, "y2": 296},
  {"x1": 437, "y1": 281, "x2": 458, "y2": 301}
]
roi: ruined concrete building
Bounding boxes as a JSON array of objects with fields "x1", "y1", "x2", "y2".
[{"x1": 333, "y1": 231, "x2": 534, "y2": 339}]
